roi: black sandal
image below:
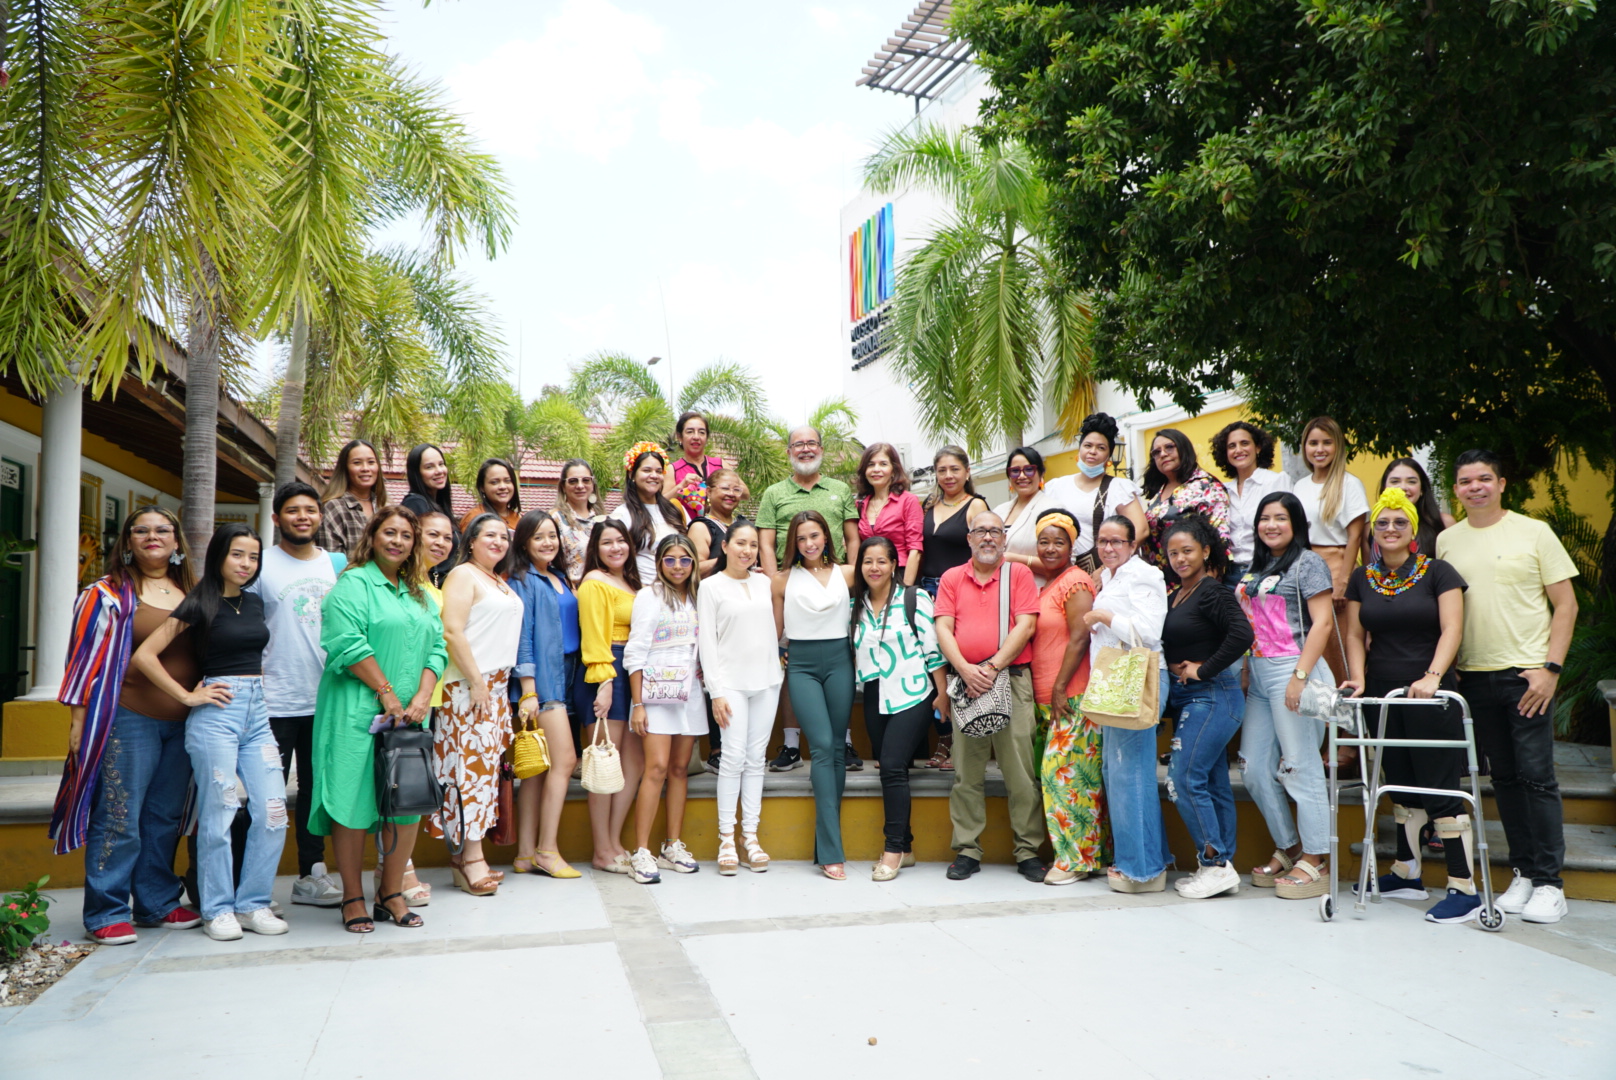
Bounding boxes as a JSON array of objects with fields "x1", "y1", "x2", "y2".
[
  {"x1": 373, "y1": 891, "x2": 424, "y2": 928},
  {"x1": 341, "y1": 897, "x2": 373, "y2": 934}
]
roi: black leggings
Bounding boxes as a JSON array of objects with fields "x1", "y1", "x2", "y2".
[
  {"x1": 1366, "y1": 677, "x2": 1465, "y2": 820},
  {"x1": 863, "y1": 681, "x2": 935, "y2": 854},
  {"x1": 270, "y1": 714, "x2": 325, "y2": 878}
]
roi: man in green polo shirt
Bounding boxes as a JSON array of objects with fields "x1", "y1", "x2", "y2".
[{"x1": 757, "y1": 426, "x2": 860, "y2": 574}]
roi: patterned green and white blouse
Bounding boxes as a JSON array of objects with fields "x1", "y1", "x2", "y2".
[{"x1": 852, "y1": 586, "x2": 947, "y2": 715}]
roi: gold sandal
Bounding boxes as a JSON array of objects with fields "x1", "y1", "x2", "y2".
[{"x1": 1250, "y1": 849, "x2": 1295, "y2": 889}]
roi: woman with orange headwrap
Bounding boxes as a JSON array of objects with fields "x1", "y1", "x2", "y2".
[{"x1": 1341, "y1": 486, "x2": 1479, "y2": 923}]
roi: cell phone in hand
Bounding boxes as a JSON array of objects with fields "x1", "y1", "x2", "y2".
[{"x1": 369, "y1": 714, "x2": 392, "y2": 734}]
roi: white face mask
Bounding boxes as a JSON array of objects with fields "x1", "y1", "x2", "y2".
[{"x1": 1078, "y1": 460, "x2": 1107, "y2": 479}]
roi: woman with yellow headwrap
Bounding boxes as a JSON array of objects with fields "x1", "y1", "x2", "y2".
[
  {"x1": 1341, "y1": 486, "x2": 1479, "y2": 922},
  {"x1": 1027, "y1": 509, "x2": 1110, "y2": 884}
]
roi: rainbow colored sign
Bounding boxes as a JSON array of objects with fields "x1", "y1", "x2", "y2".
[{"x1": 849, "y1": 203, "x2": 894, "y2": 322}]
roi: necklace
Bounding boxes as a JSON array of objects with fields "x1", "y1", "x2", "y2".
[
  {"x1": 1171, "y1": 576, "x2": 1205, "y2": 608},
  {"x1": 473, "y1": 562, "x2": 510, "y2": 594},
  {"x1": 1365, "y1": 553, "x2": 1430, "y2": 597},
  {"x1": 222, "y1": 594, "x2": 243, "y2": 615},
  {"x1": 940, "y1": 494, "x2": 967, "y2": 508},
  {"x1": 142, "y1": 575, "x2": 173, "y2": 597}
]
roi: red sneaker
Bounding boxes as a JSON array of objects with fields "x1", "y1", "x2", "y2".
[
  {"x1": 155, "y1": 906, "x2": 202, "y2": 930},
  {"x1": 90, "y1": 922, "x2": 138, "y2": 945}
]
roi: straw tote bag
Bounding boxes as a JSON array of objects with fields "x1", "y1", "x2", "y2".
[{"x1": 580, "y1": 713, "x2": 624, "y2": 794}]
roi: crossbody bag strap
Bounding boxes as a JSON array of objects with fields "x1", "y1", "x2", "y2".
[
  {"x1": 998, "y1": 564, "x2": 1011, "y2": 650},
  {"x1": 1092, "y1": 474, "x2": 1111, "y2": 548}
]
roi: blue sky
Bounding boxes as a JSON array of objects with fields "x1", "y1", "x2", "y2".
[{"x1": 359, "y1": 0, "x2": 917, "y2": 418}]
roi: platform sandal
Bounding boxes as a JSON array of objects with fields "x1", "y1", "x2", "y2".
[
  {"x1": 1274, "y1": 859, "x2": 1329, "y2": 900},
  {"x1": 742, "y1": 834, "x2": 769, "y2": 873},
  {"x1": 450, "y1": 854, "x2": 500, "y2": 896},
  {"x1": 1250, "y1": 848, "x2": 1295, "y2": 889},
  {"x1": 717, "y1": 835, "x2": 739, "y2": 876}
]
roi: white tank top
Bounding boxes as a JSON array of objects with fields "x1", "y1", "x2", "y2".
[
  {"x1": 784, "y1": 566, "x2": 850, "y2": 641},
  {"x1": 443, "y1": 574, "x2": 523, "y2": 684}
]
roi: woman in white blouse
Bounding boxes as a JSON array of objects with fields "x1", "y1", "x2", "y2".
[
  {"x1": 1082, "y1": 514, "x2": 1173, "y2": 894},
  {"x1": 995, "y1": 446, "x2": 1060, "y2": 584},
  {"x1": 697, "y1": 520, "x2": 782, "y2": 875},
  {"x1": 1211, "y1": 420, "x2": 1293, "y2": 582},
  {"x1": 1044, "y1": 412, "x2": 1148, "y2": 571}
]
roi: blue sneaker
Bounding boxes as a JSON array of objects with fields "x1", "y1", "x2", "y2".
[
  {"x1": 1425, "y1": 888, "x2": 1483, "y2": 924},
  {"x1": 1354, "y1": 871, "x2": 1428, "y2": 900}
]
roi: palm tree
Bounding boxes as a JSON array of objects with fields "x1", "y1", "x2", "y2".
[{"x1": 863, "y1": 123, "x2": 1095, "y2": 456}]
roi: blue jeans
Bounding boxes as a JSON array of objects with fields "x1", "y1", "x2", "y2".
[
  {"x1": 184, "y1": 676, "x2": 287, "y2": 920},
  {"x1": 1239, "y1": 656, "x2": 1329, "y2": 854},
  {"x1": 1166, "y1": 668, "x2": 1243, "y2": 866},
  {"x1": 1103, "y1": 665, "x2": 1173, "y2": 881},
  {"x1": 82, "y1": 706, "x2": 190, "y2": 932}
]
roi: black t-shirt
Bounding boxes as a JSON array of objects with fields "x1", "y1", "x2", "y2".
[
  {"x1": 695, "y1": 517, "x2": 729, "y2": 573},
  {"x1": 177, "y1": 591, "x2": 270, "y2": 677},
  {"x1": 920, "y1": 503, "x2": 975, "y2": 580},
  {"x1": 1345, "y1": 557, "x2": 1466, "y2": 682},
  {"x1": 1162, "y1": 577, "x2": 1254, "y2": 679}
]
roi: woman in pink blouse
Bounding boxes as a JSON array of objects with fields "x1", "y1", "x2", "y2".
[{"x1": 854, "y1": 443, "x2": 924, "y2": 587}]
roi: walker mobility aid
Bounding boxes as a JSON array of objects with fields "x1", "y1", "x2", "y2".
[{"x1": 1319, "y1": 688, "x2": 1505, "y2": 930}]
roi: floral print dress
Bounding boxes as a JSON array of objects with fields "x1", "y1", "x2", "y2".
[{"x1": 1143, "y1": 468, "x2": 1232, "y2": 569}]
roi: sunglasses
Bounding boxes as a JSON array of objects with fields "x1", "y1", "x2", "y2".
[
  {"x1": 564, "y1": 477, "x2": 593, "y2": 486},
  {"x1": 661, "y1": 555, "x2": 694, "y2": 568},
  {"x1": 1007, "y1": 466, "x2": 1039, "y2": 479},
  {"x1": 1372, "y1": 518, "x2": 1411, "y2": 532}
]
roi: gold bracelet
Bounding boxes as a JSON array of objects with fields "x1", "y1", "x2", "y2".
[{"x1": 518, "y1": 692, "x2": 538, "y2": 704}]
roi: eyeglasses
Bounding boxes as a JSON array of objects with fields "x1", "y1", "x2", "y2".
[
  {"x1": 1151, "y1": 445, "x2": 1177, "y2": 459},
  {"x1": 661, "y1": 555, "x2": 694, "y2": 568},
  {"x1": 130, "y1": 526, "x2": 175, "y2": 538},
  {"x1": 1096, "y1": 538, "x2": 1132, "y2": 548},
  {"x1": 1007, "y1": 466, "x2": 1039, "y2": 479},
  {"x1": 564, "y1": 477, "x2": 593, "y2": 486},
  {"x1": 789, "y1": 440, "x2": 822, "y2": 451},
  {"x1": 968, "y1": 527, "x2": 1006, "y2": 539},
  {"x1": 1372, "y1": 517, "x2": 1411, "y2": 532}
]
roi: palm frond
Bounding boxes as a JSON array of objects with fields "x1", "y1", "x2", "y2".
[
  {"x1": 862, "y1": 122, "x2": 979, "y2": 204},
  {"x1": 566, "y1": 351, "x2": 665, "y2": 422},
  {"x1": 678, "y1": 360, "x2": 768, "y2": 421}
]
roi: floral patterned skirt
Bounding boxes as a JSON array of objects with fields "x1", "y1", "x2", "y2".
[
  {"x1": 425, "y1": 667, "x2": 513, "y2": 843},
  {"x1": 1036, "y1": 702, "x2": 1111, "y2": 873}
]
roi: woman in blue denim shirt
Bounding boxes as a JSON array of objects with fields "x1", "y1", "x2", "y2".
[
  {"x1": 133, "y1": 523, "x2": 289, "y2": 942},
  {"x1": 508, "y1": 511, "x2": 583, "y2": 879}
]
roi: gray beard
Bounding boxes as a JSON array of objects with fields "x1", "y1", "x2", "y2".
[{"x1": 791, "y1": 456, "x2": 823, "y2": 477}]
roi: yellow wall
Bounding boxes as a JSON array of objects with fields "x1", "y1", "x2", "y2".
[{"x1": 0, "y1": 386, "x2": 185, "y2": 498}]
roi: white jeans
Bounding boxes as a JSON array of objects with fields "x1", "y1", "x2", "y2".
[{"x1": 714, "y1": 685, "x2": 782, "y2": 835}]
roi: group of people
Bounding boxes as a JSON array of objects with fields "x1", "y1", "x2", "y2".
[{"x1": 49, "y1": 408, "x2": 1580, "y2": 945}]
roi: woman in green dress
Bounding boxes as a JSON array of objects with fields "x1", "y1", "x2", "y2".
[{"x1": 311, "y1": 507, "x2": 447, "y2": 933}]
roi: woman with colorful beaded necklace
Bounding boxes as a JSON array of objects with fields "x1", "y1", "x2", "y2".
[{"x1": 1341, "y1": 487, "x2": 1480, "y2": 923}]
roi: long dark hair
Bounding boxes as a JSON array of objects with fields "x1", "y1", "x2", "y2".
[
  {"x1": 404, "y1": 443, "x2": 455, "y2": 518},
  {"x1": 1143, "y1": 428, "x2": 1198, "y2": 496},
  {"x1": 323, "y1": 439, "x2": 380, "y2": 502},
  {"x1": 1378, "y1": 457, "x2": 1444, "y2": 554},
  {"x1": 1247, "y1": 492, "x2": 1313, "y2": 578},
  {"x1": 850, "y1": 535, "x2": 901, "y2": 610},
  {"x1": 1162, "y1": 511, "x2": 1231, "y2": 583},
  {"x1": 510, "y1": 509, "x2": 570, "y2": 584},
  {"x1": 105, "y1": 506, "x2": 195, "y2": 594},
  {"x1": 855, "y1": 442, "x2": 912, "y2": 499},
  {"x1": 474, "y1": 457, "x2": 522, "y2": 517},
  {"x1": 416, "y1": 507, "x2": 459, "y2": 586},
  {"x1": 925, "y1": 445, "x2": 978, "y2": 508},
  {"x1": 555, "y1": 459, "x2": 600, "y2": 522},
  {"x1": 783, "y1": 509, "x2": 838, "y2": 568},
  {"x1": 623, "y1": 448, "x2": 686, "y2": 553},
  {"x1": 583, "y1": 518, "x2": 643, "y2": 591},
  {"x1": 171, "y1": 523, "x2": 261, "y2": 659},
  {"x1": 461, "y1": 512, "x2": 516, "y2": 577}
]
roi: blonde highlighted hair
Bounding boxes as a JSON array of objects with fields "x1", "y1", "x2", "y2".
[{"x1": 1301, "y1": 416, "x2": 1349, "y2": 525}]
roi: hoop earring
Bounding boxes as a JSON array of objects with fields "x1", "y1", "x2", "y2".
[
  {"x1": 169, "y1": 551, "x2": 185, "y2": 565},
  {"x1": 120, "y1": 551, "x2": 133, "y2": 565}
]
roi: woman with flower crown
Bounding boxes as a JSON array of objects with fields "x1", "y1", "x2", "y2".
[{"x1": 609, "y1": 442, "x2": 690, "y2": 586}]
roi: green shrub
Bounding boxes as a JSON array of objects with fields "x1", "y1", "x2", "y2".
[{"x1": 1, "y1": 876, "x2": 53, "y2": 960}]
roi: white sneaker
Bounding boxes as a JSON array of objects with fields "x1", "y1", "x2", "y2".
[
  {"x1": 291, "y1": 862, "x2": 343, "y2": 907},
  {"x1": 657, "y1": 839, "x2": 700, "y2": 874},
  {"x1": 1174, "y1": 864, "x2": 1208, "y2": 894},
  {"x1": 239, "y1": 907, "x2": 290, "y2": 935},
  {"x1": 204, "y1": 913, "x2": 243, "y2": 941},
  {"x1": 629, "y1": 847, "x2": 661, "y2": 885},
  {"x1": 1178, "y1": 862, "x2": 1241, "y2": 899},
  {"x1": 1521, "y1": 885, "x2": 1568, "y2": 924},
  {"x1": 1497, "y1": 869, "x2": 1534, "y2": 914}
]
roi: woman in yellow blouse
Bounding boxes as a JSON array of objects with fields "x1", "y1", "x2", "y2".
[{"x1": 578, "y1": 518, "x2": 643, "y2": 874}]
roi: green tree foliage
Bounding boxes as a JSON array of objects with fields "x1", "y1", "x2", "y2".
[
  {"x1": 863, "y1": 124, "x2": 1094, "y2": 454},
  {"x1": 953, "y1": 0, "x2": 1615, "y2": 576}
]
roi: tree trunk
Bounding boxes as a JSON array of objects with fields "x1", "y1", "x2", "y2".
[
  {"x1": 273, "y1": 298, "x2": 309, "y2": 490},
  {"x1": 182, "y1": 252, "x2": 224, "y2": 559}
]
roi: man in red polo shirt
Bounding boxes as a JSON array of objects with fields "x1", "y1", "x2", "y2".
[{"x1": 933, "y1": 510, "x2": 1044, "y2": 882}]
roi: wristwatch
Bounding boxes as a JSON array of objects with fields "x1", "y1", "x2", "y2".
[
  {"x1": 1543, "y1": 661, "x2": 1563, "y2": 675},
  {"x1": 1292, "y1": 667, "x2": 1309, "y2": 681}
]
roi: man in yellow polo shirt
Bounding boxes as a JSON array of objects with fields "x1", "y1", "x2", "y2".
[{"x1": 1436, "y1": 449, "x2": 1578, "y2": 925}]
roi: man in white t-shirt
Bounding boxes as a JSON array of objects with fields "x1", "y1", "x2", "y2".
[{"x1": 248, "y1": 482, "x2": 344, "y2": 907}]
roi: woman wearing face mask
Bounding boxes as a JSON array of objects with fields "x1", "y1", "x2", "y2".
[
  {"x1": 424, "y1": 514, "x2": 523, "y2": 897},
  {"x1": 1235, "y1": 492, "x2": 1336, "y2": 898},
  {"x1": 1342, "y1": 488, "x2": 1478, "y2": 923},
  {"x1": 1211, "y1": 421, "x2": 1292, "y2": 584},
  {"x1": 698, "y1": 520, "x2": 781, "y2": 874},
  {"x1": 551, "y1": 460, "x2": 603, "y2": 587},
  {"x1": 851, "y1": 536, "x2": 948, "y2": 881},
  {"x1": 1046, "y1": 413, "x2": 1148, "y2": 573},
  {"x1": 1361, "y1": 457, "x2": 1454, "y2": 568},
  {"x1": 316, "y1": 439, "x2": 383, "y2": 558},
  {"x1": 995, "y1": 447, "x2": 1061, "y2": 583},
  {"x1": 610, "y1": 443, "x2": 689, "y2": 586},
  {"x1": 1141, "y1": 429, "x2": 1232, "y2": 571},
  {"x1": 689, "y1": 468, "x2": 747, "y2": 579},
  {"x1": 624, "y1": 535, "x2": 706, "y2": 884},
  {"x1": 462, "y1": 458, "x2": 522, "y2": 534},
  {"x1": 1160, "y1": 514, "x2": 1253, "y2": 899},
  {"x1": 1082, "y1": 516, "x2": 1173, "y2": 893},
  {"x1": 855, "y1": 443, "x2": 924, "y2": 588},
  {"x1": 508, "y1": 511, "x2": 583, "y2": 880}
]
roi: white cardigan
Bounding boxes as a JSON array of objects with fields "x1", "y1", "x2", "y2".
[
  {"x1": 1090, "y1": 555, "x2": 1168, "y2": 655},
  {"x1": 698, "y1": 572, "x2": 782, "y2": 698},
  {"x1": 623, "y1": 586, "x2": 699, "y2": 694}
]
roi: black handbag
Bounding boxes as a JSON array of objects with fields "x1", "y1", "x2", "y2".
[{"x1": 374, "y1": 722, "x2": 444, "y2": 821}]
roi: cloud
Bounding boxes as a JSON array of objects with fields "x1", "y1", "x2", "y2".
[
  {"x1": 808, "y1": 7, "x2": 842, "y2": 32},
  {"x1": 442, "y1": 0, "x2": 663, "y2": 162}
]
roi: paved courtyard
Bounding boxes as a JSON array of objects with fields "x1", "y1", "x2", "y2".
[{"x1": 2, "y1": 863, "x2": 1613, "y2": 1079}]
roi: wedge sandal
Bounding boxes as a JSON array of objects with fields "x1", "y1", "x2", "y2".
[
  {"x1": 1274, "y1": 858, "x2": 1329, "y2": 899},
  {"x1": 1250, "y1": 849, "x2": 1295, "y2": 889}
]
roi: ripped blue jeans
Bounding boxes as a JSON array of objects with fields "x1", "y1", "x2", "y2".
[
  {"x1": 184, "y1": 676, "x2": 287, "y2": 920},
  {"x1": 1165, "y1": 667, "x2": 1243, "y2": 866},
  {"x1": 1239, "y1": 657, "x2": 1329, "y2": 855}
]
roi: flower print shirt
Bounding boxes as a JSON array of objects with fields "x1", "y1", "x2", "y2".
[
  {"x1": 1235, "y1": 549, "x2": 1334, "y2": 658},
  {"x1": 1143, "y1": 468, "x2": 1232, "y2": 567}
]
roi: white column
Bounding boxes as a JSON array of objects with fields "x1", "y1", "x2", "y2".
[
  {"x1": 23, "y1": 382, "x2": 84, "y2": 700},
  {"x1": 258, "y1": 482, "x2": 275, "y2": 545}
]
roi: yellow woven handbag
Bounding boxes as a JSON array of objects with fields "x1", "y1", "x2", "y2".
[{"x1": 512, "y1": 718, "x2": 551, "y2": 780}]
